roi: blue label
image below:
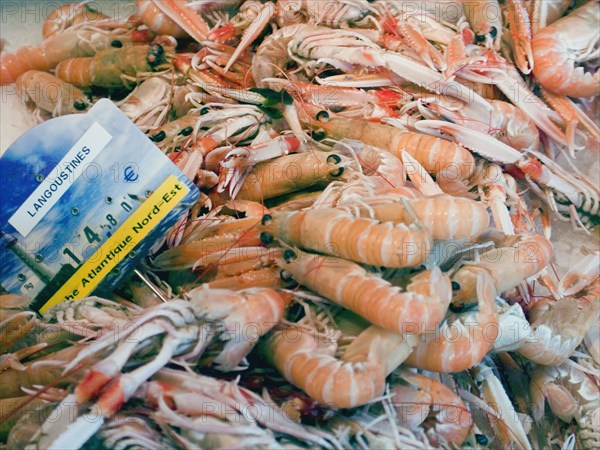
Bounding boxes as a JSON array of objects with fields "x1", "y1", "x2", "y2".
[{"x1": 0, "y1": 99, "x2": 199, "y2": 310}]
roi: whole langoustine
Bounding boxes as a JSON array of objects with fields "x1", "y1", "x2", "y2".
[
  {"x1": 264, "y1": 322, "x2": 386, "y2": 409},
  {"x1": 0, "y1": 27, "x2": 152, "y2": 85},
  {"x1": 303, "y1": 109, "x2": 476, "y2": 183},
  {"x1": 227, "y1": 152, "x2": 347, "y2": 203},
  {"x1": 276, "y1": 248, "x2": 452, "y2": 335},
  {"x1": 261, "y1": 208, "x2": 433, "y2": 268},
  {"x1": 55, "y1": 44, "x2": 171, "y2": 88},
  {"x1": 264, "y1": 310, "x2": 416, "y2": 409}
]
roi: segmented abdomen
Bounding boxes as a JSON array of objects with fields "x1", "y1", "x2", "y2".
[
  {"x1": 395, "y1": 132, "x2": 476, "y2": 182},
  {"x1": 55, "y1": 57, "x2": 95, "y2": 87},
  {"x1": 277, "y1": 209, "x2": 432, "y2": 267},
  {"x1": 411, "y1": 195, "x2": 489, "y2": 240},
  {"x1": 334, "y1": 268, "x2": 450, "y2": 334},
  {"x1": 266, "y1": 327, "x2": 385, "y2": 408}
]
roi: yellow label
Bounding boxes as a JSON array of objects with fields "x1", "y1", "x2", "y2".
[{"x1": 40, "y1": 175, "x2": 188, "y2": 313}]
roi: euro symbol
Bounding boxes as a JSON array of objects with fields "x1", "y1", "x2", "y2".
[{"x1": 123, "y1": 165, "x2": 139, "y2": 183}]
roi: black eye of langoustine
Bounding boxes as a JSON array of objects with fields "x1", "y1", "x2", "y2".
[
  {"x1": 261, "y1": 214, "x2": 272, "y2": 225},
  {"x1": 73, "y1": 101, "x2": 87, "y2": 111},
  {"x1": 111, "y1": 40, "x2": 123, "y2": 48},
  {"x1": 283, "y1": 248, "x2": 297, "y2": 262},
  {"x1": 327, "y1": 154, "x2": 341, "y2": 164},
  {"x1": 260, "y1": 232, "x2": 273, "y2": 245},
  {"x1": 327, "y1": 154, "x2": 344, "y2": 177},
  {"x1": 312, "y1": 129, "x2": 326, "y2": 141},
  {"x1": 149, "y1": 131, "x2": 166, "y2": 142},
  {"x1": 179, "y1": 126, "x2": 193, "y2": 136},
  {"x1": 489, "y1": 27, "x2": 498, "y2": 38},
  {"x1": 451, "y1": 281, "x2": 461, "y2": 291},
  {"x1": 475, "y1": 33, "x2": 486, "y2": 42},
  {"x1": 316, "y1": 110, "x2": 330, "y2": 122}
]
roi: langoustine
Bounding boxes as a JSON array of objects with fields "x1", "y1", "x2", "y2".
[{"x1": 2, "y1": 1, "x2": 599, "y2": 448}]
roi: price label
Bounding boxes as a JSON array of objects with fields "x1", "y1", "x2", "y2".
[{"x1": 0, "y1": 99, "x2": 199, "y2": 312}]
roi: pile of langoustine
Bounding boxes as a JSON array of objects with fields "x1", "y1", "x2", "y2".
[{"x1": 1, "y1": 0, "x2": 599, "y2": 448}]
